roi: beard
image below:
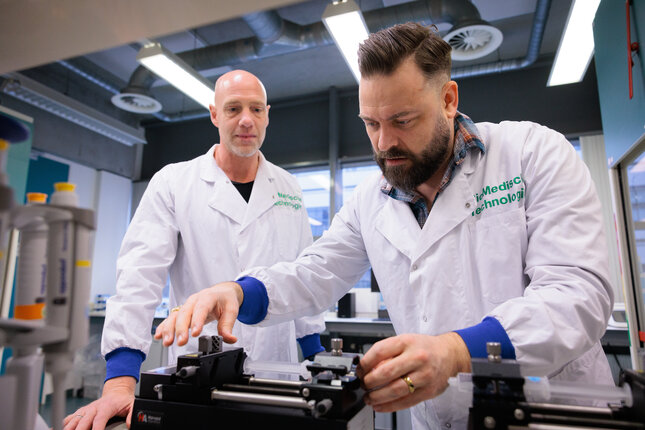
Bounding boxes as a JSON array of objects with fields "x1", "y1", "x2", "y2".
[
  {"x1": 375, "y1": 117, "x2": 452, "y2": 192},
  {"x1": 222, "y1": 137, "x2": 263, "y2": 158}
]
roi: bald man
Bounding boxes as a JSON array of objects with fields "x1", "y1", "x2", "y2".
[{"x1": 64, "y1": 70, "x2": 325, "y2": 430}]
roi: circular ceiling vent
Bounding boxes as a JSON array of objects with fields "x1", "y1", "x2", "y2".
[
  {"x1": 443, "y1": 24, "x2": 503, "y2": 61},
  {"x1": 111, "y1": 92, "x2": 162, "y2": 114}
]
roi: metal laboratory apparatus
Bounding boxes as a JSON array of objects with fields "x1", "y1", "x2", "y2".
[{"x1": 0, "y1": 115, "x2": 97, "y2": 430}]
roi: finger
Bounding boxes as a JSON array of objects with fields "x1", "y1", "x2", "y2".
[
  {"x1": 90, "y1": 409, "x2": 112, "y2": 430},
  {"x1": 63, "y1": 410, "x2": 79, "y2": 426},
  {"x1": 357, "y1": 356, "x2": 391, "y2": 380},
  {"x1": 371, "y1": 389, "x2": 428, "y2": 413},
  {"x1": 63, "y1": 406, "x2": 89, "y2": 426},
  {"x1": 190, "y1": 299, "x2": 212, "y2": 338},
  {"x1": 62, "y1": 413, "x2": 79, "y2": 430},
  {"x1": 365, "y1": 373, "x2": 416, "y2": 406},
  {"x1": 157, "y1": 313, "x2": 178, "y2": 346},
  {"x1": 153, "y1": 319, "x2": 165, "y2": 339},
  {"x1": 175, "y1": 299, "x2": 197, "y2": 346},
  {"x1": 73, "y1": 411, "x2": 97, "y2": 430},
  {"x1": 217, "y1": 304, "x2": 239, "y2": 343},
  {"x1": 126, "y1": 400, "x2": 134, "y2": 427},
  {"x1": 370, "y1": 377, "x2": 442, "y2": 413},
  {"x1": 362, "y1": 353, "x2": 418, "y2": 391},
  {"x1": 63, "y1": 407, "x2": 91, "y2": 430},
  {"x1": 359, "y1": 336, "x2": 406, "y2": 376}
]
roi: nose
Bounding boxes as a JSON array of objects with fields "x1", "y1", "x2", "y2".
[
  {"x1": 376, "y1": 126, "x2": 397, "y2": 152},
  {"x1": 239, "y1": 108, "x2": 253, "y2": 128}
]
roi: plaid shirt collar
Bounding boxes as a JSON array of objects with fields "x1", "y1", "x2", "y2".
[{"x1": 380, "y1": 112, "x2": 485, "y2": 227}]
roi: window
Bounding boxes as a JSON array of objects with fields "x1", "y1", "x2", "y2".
[
  {"x1": 341, "y1": 162, "x2": 381, "y2": 289},
  {"x1": 627, "y1": 153, "x2": 645, "y2": 312},
  {"x1": 570, "y1": 138, "x2": 582, "y2": 159},
  {"x1": 341, "y1": 163, "x2": 381, "y2": 205},
  {"x1": 290, "y1": 167, "x2": 331, "y2": 238},
  {"x1": 614, "y1": 136, "x2": 645, "y2": 361}
]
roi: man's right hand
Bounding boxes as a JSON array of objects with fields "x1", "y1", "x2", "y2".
[
  {"x1": 154, "y1": 281, "x2": 243, "y2": 347},
  {"x1": 63, "y1": 376, "x2": 135, "y2": 430}
]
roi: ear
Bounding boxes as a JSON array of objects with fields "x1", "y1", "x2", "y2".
[
  {"x1": 442, "y1": 80, "x2": 459, "y2": 119},
  {"x1": 209, "y1": 104, "x2": 218, "y2": 128},
  {"x1": 266, "y1": 104, "x2": 271, "y2": 126}
]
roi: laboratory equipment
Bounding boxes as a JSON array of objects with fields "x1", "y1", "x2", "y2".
[
  {"x1": 0, "y1": 166, "x2": 96, "y2": 430},
  {"x1": 454, "y1": 343, "x2": 645, "y2": 429},
  {"x1": 129, "y1": 336, "x2": 371, "y2": 429}
]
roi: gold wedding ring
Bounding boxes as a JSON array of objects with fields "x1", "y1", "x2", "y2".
[
  {"x1": 402, "y1": 375, "x2": 415, "y2": 394},
  {"x1": 170, "y1": 306, "x2": 181, "y2": 313}
]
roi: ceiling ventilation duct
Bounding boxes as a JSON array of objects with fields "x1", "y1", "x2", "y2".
[
  {"x1": 111, "y1": 0, "x2": 504, "y2": 114},
  {"x1": 439, "y1": 0, "x2": 503, "y2": 61},
  {"x1": 444, "y1": 23, "x2": 503, "y2": 61},
  {"x1": 59, "y1": 0, "x2": 548, "y2": 123},
  {"x1": 111, "y1": 91, "x2": 162, "y2": 114}
]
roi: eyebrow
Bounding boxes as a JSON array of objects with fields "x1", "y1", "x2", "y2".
[
  {"x1": 223, "y1": 100, "x2": 266, "y2": 106},
  {"x1": 358, "y1": 111, "x2": 415, "y2": 121}
]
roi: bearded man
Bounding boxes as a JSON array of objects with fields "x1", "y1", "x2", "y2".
[{"x1": 156, "y1": 23, "x2": 615, "y2": 430}]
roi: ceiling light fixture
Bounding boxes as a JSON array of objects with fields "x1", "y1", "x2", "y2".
[
  {"x1": 322, "y1": 0, "x2": 370, "y2": 83},
  {"x1": 136, "y1": 43, "x2": 214, "y2": 109},
  {"x1": 1, "y1": 73, "x2": 145, "y2": 146},
  {"x1": 547, "y1": 0, "x2": 601, "y2": 87}
]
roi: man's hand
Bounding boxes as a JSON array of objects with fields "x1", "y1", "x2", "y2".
[
  {"x1": 62, "y1": 376, "x2": 135, "y2": 430},
  {"x1": 154, "y1": 281, "x2": 244, "y2": 347},
  {"x1": 356, "y1": 332, "x2": 471, "y2": 413}
]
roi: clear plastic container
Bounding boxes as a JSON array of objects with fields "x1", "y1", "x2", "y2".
[
  {"x1": 524, "y1": 376, "x2": 633, "y2": 406},
  {"x1": 243, "y1": 359, "x2": 312, "y2": 380},
  {"x1": 448, "y1": 373, "x2": 633, "y2": 407}
]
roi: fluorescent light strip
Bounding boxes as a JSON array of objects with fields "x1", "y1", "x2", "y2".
[
  {"x1": 547, "y1": 0, "x2": 600, "y2": 87},
  {"x1": 323, "y1": 1, "x2": 369, "y2": 83},
  {"x1": 137, "y1": 44, "x2": 214, "y2": 109},
  {"x1": 2, "y1": 73, "x2": 145, "y2": 146}
]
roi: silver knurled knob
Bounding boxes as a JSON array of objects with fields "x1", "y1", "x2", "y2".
[
  {"x1": 331, "y1": 338, "x2": 343, "y2": 356},
  {"x1": 487, "y1": 342, "x2": 502, "y2": 363}
]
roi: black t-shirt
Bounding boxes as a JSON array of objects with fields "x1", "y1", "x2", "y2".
[{"x1": 232, "y1": 180, "x2": 254, "y2": 203}]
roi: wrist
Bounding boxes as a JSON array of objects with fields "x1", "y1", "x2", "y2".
[
  {"x1": 231, "y1": 281, "x2": 244, "y2": 305},
  {"x1": 216, "y1": 281, "x2": 244, "y2": 305},
  {"x1": 103, "y1": 375, "x2": 136, "y2": 395},
  {"x1": 443, "y1": 332, "x2": 471, "y2": 374}
]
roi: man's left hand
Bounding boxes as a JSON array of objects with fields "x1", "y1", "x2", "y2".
[{"x1": 356, "y1": 332, "x2": 471, "y2": 412}]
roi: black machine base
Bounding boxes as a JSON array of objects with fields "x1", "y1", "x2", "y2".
[{"x1": 131, "y1": 398, "x2": 372, "y2": 429}]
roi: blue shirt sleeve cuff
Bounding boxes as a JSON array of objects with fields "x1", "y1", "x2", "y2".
[
  {"x1": 236, "y1": 276, "x2": 268, "y2": 325},
  {"x1": 454, "y1": 316, "x2": 516, "y2": 359},
  {"x1": 105, "y1": 347, "x2": 146, "y2": 382},
  {"x1": 297, "y1": 333, "x2": 325, "y2": 359}
]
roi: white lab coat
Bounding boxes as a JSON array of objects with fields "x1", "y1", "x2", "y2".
[
  {"x1": 243, "y1": 121, "x2": 614, "y2": 429},
  {"x1": 102, "y1": 145, "x2": 325, "y2": 366}
]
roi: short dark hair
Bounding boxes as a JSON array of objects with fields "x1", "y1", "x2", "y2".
[{"x1": 358, "y1": 22, "x2": 452, "y2": 80}]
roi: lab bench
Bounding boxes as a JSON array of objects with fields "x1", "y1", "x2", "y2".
[
  {"x1": 322, "y1": 316, "x2": 632, "y2": 384},
  {"x1": 66, "y1": 313, "x2": 629, "y2": 430},
  {"x1": 81, "y1": 313, "x2": 631, "y2": 389}
]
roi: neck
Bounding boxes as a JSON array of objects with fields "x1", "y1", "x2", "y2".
[
  {"x1": 214, "y1": 145, "x2": 260, "y2": 183},
  {"x1": 416, "y1": 177, "x2": 443, "y2": 207},
  {"x1": 415, "y1": 130, "x2": 455, "y2": 206}
]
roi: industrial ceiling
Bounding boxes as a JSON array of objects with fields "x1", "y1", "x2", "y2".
[{"x1": 0, "y1": 0, "x2": 575, "y2": 147}]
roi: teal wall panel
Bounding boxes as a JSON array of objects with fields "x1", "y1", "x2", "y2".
[
  {"x1": 0, "y1": 107, "x2": 33, "y2": 375},
  {"x1": 594, "y1": 0, "x2": 645, "y2": 165},
  {"x1": 0, "y1": 107, "x2": 34, "y2": 204},
  {"x1": 25, "y1": 156, "x2": 70, "y2": 200}
]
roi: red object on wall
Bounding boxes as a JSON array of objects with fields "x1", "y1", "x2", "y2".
[{"x1": 627, "y1": 0, "x2": 640, "y2": 99}]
